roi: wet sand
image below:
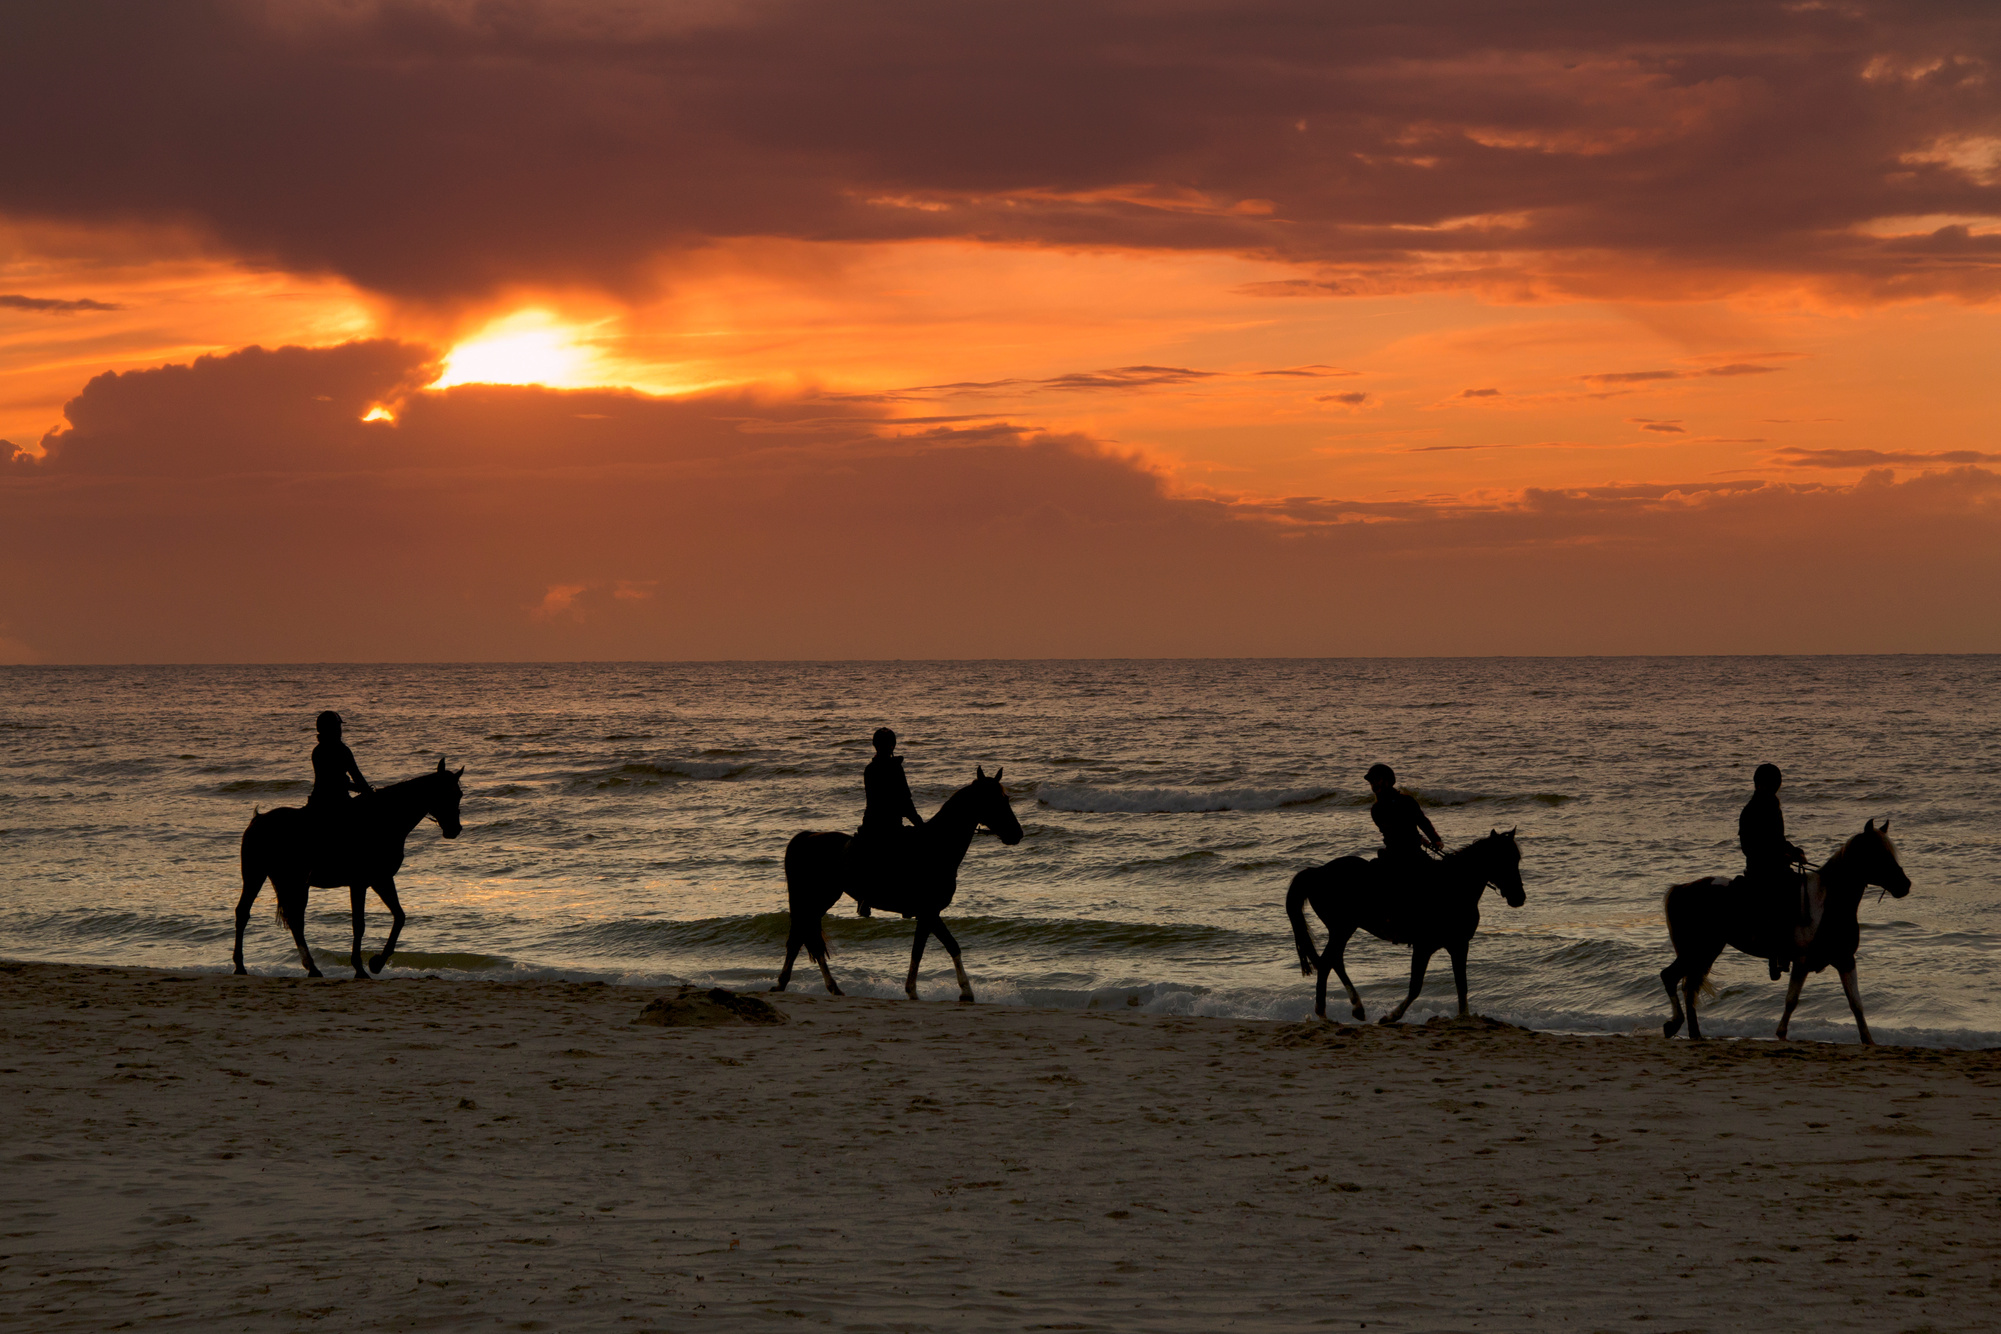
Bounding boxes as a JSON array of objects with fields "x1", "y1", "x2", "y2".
[{"x1": 1, "y1": 961, "x2": 1996, "y2": 1332}]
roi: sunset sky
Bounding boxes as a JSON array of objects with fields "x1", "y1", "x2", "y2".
[{"x1": 3, "y1": 0, "x2": 1998, "y2": 661}]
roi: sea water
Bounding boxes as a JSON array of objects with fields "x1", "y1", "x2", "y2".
[{"x1": 1, "y1": 658, "x2": 1995, "y2": 1045}]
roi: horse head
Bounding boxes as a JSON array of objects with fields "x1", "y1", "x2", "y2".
[
  {"x1": 1855, "y1": 818, "x2": 1910, "y2": 898},
  {"x1": 1483, "y1": 827, "x2": 1525, "y2": 907},
  {"x1": 430, "y1": 757, "x2": 466, "y2": 839},
  {"x1": 972, "y1": 765, "x2": 1024, "y2": 846}
]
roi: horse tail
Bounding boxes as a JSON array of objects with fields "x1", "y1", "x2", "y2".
[
  {"x1": 783, "y1": 831, "x2": 832, "y2": 964},
  {"x1": 1286, "y1": 868, "x2": 1321, "y2": 976},
  {"x1": 1663, "y1": 879, "x2": 1719, "y2": 997}
]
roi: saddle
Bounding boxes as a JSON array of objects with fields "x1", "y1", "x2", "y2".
[{"x1": 843, "y1": 824, "x2": 923, "y2": 915}]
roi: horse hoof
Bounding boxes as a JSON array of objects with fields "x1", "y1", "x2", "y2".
[
  {"x1": 233, "y1": 966, "x2": 247, "y2": 976},
  {"x1": 958, "y1": 994, "x2": 974, "y2": 1004},
  {"x1": 367, "y1": 955, "x2": 386, "y2": 975},
  {"x1": 768, "y1": 985, "x2": 786, "y2": 993},
  {"x1": 1663, "y1": 1021, "x2": 1680, "y2": 1038},
  {"x1": 1377, "y1": 1014, "x2": 1399, "y2": 1026},
  {"x1": 1352, "y1": 1008, "x2": 1367, "y2": 1021}
]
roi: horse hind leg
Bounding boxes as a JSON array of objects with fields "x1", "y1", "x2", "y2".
[
  {"x1": 233, "y1": 867, "x2": 265, "y2": 976},
  {"x1": 347, "y1": 884, "x2": 371, "y2": 980},
  {"x1": 1448, "y1": 941, "x2": 1470, "y2": 1017},
  {"x1": 930, "y1": 919, "x2": 974, "y2": 1003},
  {"x1": 1321, "y1": 925, "x2": 1364, "y2": 1021},
  {"x1": 276, "y1": 882, "x2": 322, "y2": 978},
  {"x1": 1660, "y1": 958, "x2": 1688, "y2": 1038},
  {"x1": 1678, "y1": 945, "x2": 1722, "y2": 1041}
]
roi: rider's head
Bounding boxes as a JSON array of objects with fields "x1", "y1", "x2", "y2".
[
  {"x1": 1753, "y1": 762, "x2": 1782, "y2": 792},
  {"x1": 872, "y1": 727, "x2": 897, "y2": 755},
  {"x1": 316, "y1": 710, "x2": 343, "y2": 738},
  {"x1": 1365, "y1": 762, "x2": 1395, "y2": 791}
]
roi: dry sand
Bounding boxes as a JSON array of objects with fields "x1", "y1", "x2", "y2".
[{"x1": 1, "y1": 961, "x2": 1996, "y2": 1332}]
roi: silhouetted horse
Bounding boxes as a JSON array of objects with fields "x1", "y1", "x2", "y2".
[
  {"x1": 1286, "y1": 829, "x2": 1525, "y2": 1023},
  {"x1": 1660, "y1": 819, "x2": 1909, "y2": 1043},
  {"x1": 233, "y1": 759, "x2": 465, "y2": 979},
  {"x1": 774, "y1": 766, "x2": 1024, "y2": 1002}
]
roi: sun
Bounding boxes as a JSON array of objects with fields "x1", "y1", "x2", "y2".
[{"x1": 432, "y1": 311, "x2": 600, "y2": 388}]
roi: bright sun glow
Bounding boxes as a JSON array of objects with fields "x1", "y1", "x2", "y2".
[
  {"x1": 432, "y1": 312, "x2": 601, "y2": 388},
  {"x1": 361, "y1": 405, "x2": 394, "y2": 422}
]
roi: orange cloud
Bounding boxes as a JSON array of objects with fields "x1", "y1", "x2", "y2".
[{"x1": 5, "y1": 341, "x2": 1998, "y2": 660}]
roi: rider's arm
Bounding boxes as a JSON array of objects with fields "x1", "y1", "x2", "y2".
[
  {"x1": 901, "y1": 782, "x2": 923, "y2": 826},
  {"x1": 341, "y1": 744, "x2": 372, "y2": 795},
  {"x1": 1417, "y1": 809, "x2": 1442, "y2": 850}
]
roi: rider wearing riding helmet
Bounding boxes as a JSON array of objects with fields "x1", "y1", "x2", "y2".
[
  {"x1": 309, "y1": 711, "x2": 372, "y2": 810},
  {"x1": 1366, "y1": 762, "x2": 1442, "y2": 872},
  {"x1": 1740, "y1": 761, "x2": 1807, "y2": 978}
]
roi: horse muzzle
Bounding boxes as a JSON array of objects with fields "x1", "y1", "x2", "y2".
[
  {"x1": 1888, "y1": 879, "x2": 1911, "y2": 898},
  {"x1": 440, "y1": 819, "x2": 464, "y2": 840}
]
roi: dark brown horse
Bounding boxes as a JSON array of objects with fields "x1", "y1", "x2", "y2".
[
  {"x1": 773, "y1": 766, "x2": 1023, "y2": 1002},
  {"x1": 1660, "y1": 819, "x2": 1909, "y2": 1043},
  {"x1": 233, "y1": 759, "x2": 465, "y2": 979},
  {"x1": 1286, "y1": 829, "x2": 1524, "y2": 1023}
]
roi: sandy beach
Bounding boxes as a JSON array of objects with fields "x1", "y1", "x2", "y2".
[{"x1": 1, "y1": 962, "x2": 1996, "y2": 1332}]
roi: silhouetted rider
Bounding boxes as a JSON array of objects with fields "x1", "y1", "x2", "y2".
[
  {"x1": 863, "y1": 727, "x2": 922, "y2": 836},
  {"x1": 1740, "y1": 761, "x2": 1806, "y2": 979},
  {"x1": 851, "y1": 728, "x2": 922, "y2": 916},
  {"x1": 1366, "y1": 762, "x2": 1442, "y2": 873},
  {"x1": 309, "y1": 710, "x2": 372, "y2": 810}
]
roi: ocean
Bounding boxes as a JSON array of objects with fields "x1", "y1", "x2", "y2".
[{"x1": 1, "y1": 658, "x2": 1994, "y2": 1045}]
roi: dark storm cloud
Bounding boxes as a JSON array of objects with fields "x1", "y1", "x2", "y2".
[
  {"x1": 0, "y1": 294, "x2": 122, "y2": 313},
  {"x1": 3, "y1": 0, "x2": 1998, "y2": 304}
]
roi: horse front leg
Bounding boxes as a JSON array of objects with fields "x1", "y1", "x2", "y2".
[
  {"x1": 905, "y1": 919, "x2": 935, "y2": 1000},
  {"x1": 929, "y1": 919, "x2": 975, "y2": 1003},
  {"x1": 1837, "y1": 965, "x2": 1874, "y2": 1045},
  {"x1": 348, "y1": 884, "x2": 370, "y2": 980},
  {"x1": 367, "y1": 878, "x2": 407, "y2": 975},
  {"x1": 1381, "y1": 947, "x2": 1434, "y2": 1024},
  {"x1": 1448, "y1": 942, "x2": 1470, "y2": 1017},
  {"x1": 1775, "y1": 960, "x2": 1810, "y2": 1040}
]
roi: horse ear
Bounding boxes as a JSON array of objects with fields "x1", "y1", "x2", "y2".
[
  {"x1": 994, "y1": 766, "x2": 1004, "y2": 782},
  {"x1": 436, "y1": 757, "x2": 447, "y2": 773},
  {"x1": 1865, "y1": 817, "x2": 1875, "y2": 832},
  {"x1": 454, "y1": 766, "x2": 465, "y2": 779},
  {"x1": 1508, "y1": 826, "x2": 1517, "y2": 838},
  {"x1": 1490, "y1": 828, "x2": 1498, "y2": 838},
  {"x1": 1881, "y1": 818, "x2": 1889, "y2": 833},
  {"x1": 977, "y1": 765, "x2": 986, "y2": 779}
]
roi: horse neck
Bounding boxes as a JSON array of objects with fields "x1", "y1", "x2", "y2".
[
  {"x1": 926, "y1": 786, "x2": 983, "y2": 860},
  {"x1": 1813, "y1": 843, "x2": 1868, "y2": 907},
  {"x1": 1439, "y1": 839, "x2": 1498, "y2": 898},
  {"x1": 374, "y1": 777, "x2": 434, "y2": 836}
]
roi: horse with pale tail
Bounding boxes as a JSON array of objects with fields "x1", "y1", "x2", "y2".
[{"x1": 1660, "y1": 819, "x2": 1909, "y2": 1043}]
